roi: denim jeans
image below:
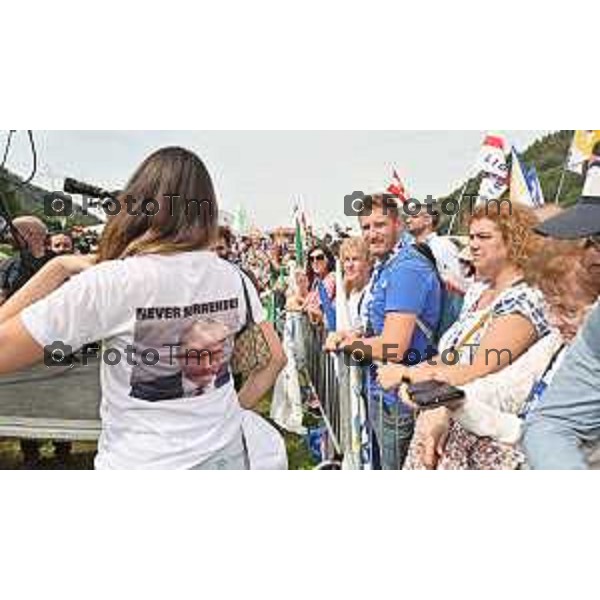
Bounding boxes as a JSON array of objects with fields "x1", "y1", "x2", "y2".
[
  {"x1": 368, "y1": 399, "x2": 415, "y2": 470},
  {"x1": 523, "y1": 315, "x2": 600, "y2": 469}
]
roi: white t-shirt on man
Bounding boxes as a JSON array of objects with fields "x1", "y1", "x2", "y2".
[
  {"x1": 425, "y1": 232, "x2": 464, "y2": 287},
  {"x1": 21, "y1": 251, "x2": 265, "y2": 470}
]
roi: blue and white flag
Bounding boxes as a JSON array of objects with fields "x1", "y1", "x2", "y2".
[
  {"x1": 510, "y1": 147, "x2": 537, "y2": 208},
  {"x1": 525, "y1": 165, "x2": 545, "y2": 207}
]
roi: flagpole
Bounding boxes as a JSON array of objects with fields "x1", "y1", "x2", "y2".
[
  {"x1": 447, "y1": 179, "x2": 470, "y2": 235},
  {"x1": 554, "y1": 130, "x2": 576, "y2": 204}
]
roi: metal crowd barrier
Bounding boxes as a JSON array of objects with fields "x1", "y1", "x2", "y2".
[
  {"x1": 300, "y1": 319, "x2": 367, "y2": 469},
  {"x1": 298, "y1": 317, "x2": 413, "y2": 470}
]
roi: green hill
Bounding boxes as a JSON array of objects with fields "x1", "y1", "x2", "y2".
[
  {"x1": 0, "y1": 166, "x2": 99, "y2": 231},
  {"x1": 441, "y1": 130, "x2": 584, "y2": 233}
]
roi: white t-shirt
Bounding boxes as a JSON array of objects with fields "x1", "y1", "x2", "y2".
[
  {"x1": 20, "y1": 251, "x2": 265, "y2": 470},
  {"x1": 347, "y1": 287, "x2": 367, "y2": 332},
  {"x1": 425, "y1": 233, "x2": 463, "y2": 285}
]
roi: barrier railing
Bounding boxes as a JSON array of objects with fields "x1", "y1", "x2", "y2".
[
  {"x1": 301, "y1": 319, "x2": 371, "y2": 469},
  {"x1": 300, "y1": 317, "x2": 413, "y2": 470}
]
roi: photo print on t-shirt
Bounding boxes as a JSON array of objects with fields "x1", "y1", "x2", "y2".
[{"x1": 129, "y1": 297, "x2": 241, "y2": 402}]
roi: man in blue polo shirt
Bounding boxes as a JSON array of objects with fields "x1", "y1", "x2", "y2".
[{"x1": 339, "y1": 194, "x2": 441, "y2": 469}]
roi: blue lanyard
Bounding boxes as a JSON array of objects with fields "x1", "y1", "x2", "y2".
[{"x1": 519, "y1": 343, "x2": 566, "y2": 419}]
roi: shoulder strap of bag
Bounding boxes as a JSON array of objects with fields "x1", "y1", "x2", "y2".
[
  {"x1": 412, "y1": 242, "x2": 438, "y2": 273},
  {"x1": 235, "y1": 267, "x2": 256, "y2": 333},
  {"x1": 452, "y1": 278, "x2": 527, "y2": 353},
  {"x1": 411, "y1": 243, "x2": 440, "y2": 343},
  {"x1": 452, "y1": 309, "x2": 493, "y2": 353}
]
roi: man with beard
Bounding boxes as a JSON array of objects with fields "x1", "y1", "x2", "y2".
[{"x1": 523, "y1": 148, "x2": 600, "y2": 469}]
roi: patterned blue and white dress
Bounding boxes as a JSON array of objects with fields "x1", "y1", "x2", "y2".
[{"x1": 439, "y1": 281, "x2": 550, "y2": 365}]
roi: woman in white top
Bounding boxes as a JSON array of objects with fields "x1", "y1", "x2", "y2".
[
  {"x1": 448, "y1": 246, "x2": 599, "y2": 446},
  {"x1": 338, "y1": 237, "x2": 371, "y2": 331},
  {"x1": 0, "y1": 147, "x2": 286, "y2": 469},
  {"x1": 325, "y1": 237, "x2": 371, "y2": 349}
]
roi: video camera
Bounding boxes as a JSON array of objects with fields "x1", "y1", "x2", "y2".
[{"x1": 63, "y1": 177, "x2": 119, "y2": 204}]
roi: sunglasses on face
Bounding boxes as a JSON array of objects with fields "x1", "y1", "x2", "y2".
[{"x1": 310, "y1": 254, "x2": 326, "y2": 262}]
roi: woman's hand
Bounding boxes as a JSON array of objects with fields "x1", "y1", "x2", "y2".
[
  {"x1": 285, "y1": 295, "x2": 303, "y2": 312},
  {"x1": 306, "y1": 305, "x2": 323, "y2": 325},
  {"x1": 416, "y1": 408, "x2": 451, "y2": 469},
  {"x1": 378, "y1": 363, "x2": 439, "y2": 390},
  {"x1": 325, "y1": 331, "x2": 346, "y2": 352},
  {"x1": 378, "y1": 364, "x2": 411, "y2": 390}
]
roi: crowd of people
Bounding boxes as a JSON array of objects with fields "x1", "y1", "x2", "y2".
[
  {"x1": 0, "y1": 143, "x2": 598, "y2": 469},
  {"x1": 0, "y1": 218, "x2": 100, "y2": 466},
  {"x1": 255, "y1": 155, "x2": 600, "y2": 470}
]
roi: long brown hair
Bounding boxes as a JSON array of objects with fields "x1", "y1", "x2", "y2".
[{"x1": 97, "y1": 147, "x2": 218, "y2": 262}]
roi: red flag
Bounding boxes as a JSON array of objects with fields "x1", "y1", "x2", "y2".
[
  {"x1": 386, "y1": 169, "x2": 408, "y2": 202},
  {"x1": 482, "y1": 134, "x2": 506, "y2": 150}
]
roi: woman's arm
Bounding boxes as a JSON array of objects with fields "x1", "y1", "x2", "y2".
[
  {"x1": 451, "y1": 334, "x2": 563, "y2": 444},
  {"x1": 237, "y1": 322, "x2": 287, "y2": 410},
  {"x1": 427, "y1": 314, "x2": 537, "y2": 387},
  {"x1": 0, "y1": 315, "x2": 45, "y2": 374},
  {"x1": 0, "y1": 254, "x2": 96, "y2": 325}
]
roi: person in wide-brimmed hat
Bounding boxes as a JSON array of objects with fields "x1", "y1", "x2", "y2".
[{"x1": 523, "y1": 146, "x2": 600, "y2": 469}]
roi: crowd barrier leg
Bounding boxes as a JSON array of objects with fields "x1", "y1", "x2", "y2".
[{"x1": 300, "y1": 319, "x2": 379, "y2": 469}]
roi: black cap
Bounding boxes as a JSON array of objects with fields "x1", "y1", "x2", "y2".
[{"x1": 535, "y1": 155, "x2": 600, "y2": 239}]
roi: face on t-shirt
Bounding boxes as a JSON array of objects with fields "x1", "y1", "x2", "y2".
[{"x1": 130, "y1": 302, "x2": 240, "y2": 401}]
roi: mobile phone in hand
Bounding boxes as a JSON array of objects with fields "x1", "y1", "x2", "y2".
[{"x1": 406, "y1": 380, "x2": 465, "y2": 410}]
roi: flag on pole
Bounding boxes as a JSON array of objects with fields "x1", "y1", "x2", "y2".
[
  {"x1": 474, "y1": 133, "x2": 510, "y2": 206},
  {"x1": 477, "y1": 133, "x2": 510, "y2": 179},
  {"x1": 386, "y1": 169, "x2": 409, "y2": 202},
  {"x1": 567, "y1": 130, "x2": 600, "y2": 174},
  {"x1": 477, "y1": 174, "x2": 508, "y2": 205},
  {"x1": 294, "y1": 205, "x2": 305, "y2": 267},
  {"x1": 232, "y1": 205, "x2": 249, "y2": 235},
  {"x1": 510, "y1": 147, "x2": 537, "y2": 208},
  {"x1": 526, "y1": 165, "x2": 545, "y2": 207}
]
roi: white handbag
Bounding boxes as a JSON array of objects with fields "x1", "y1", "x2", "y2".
[{"x1": 241, "y1": 410, "x2": 288, "y2": 470}]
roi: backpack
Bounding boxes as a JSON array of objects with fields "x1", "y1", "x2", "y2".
[{"x1": 412, "y1": 242, "x2": 464, "y2": 343}]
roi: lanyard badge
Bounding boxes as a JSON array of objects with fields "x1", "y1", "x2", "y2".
[{"x1": 520, "y1": 379, "x2": 548, "y2": 419}]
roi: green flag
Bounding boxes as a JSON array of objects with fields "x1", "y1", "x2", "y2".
[{"x1": 295, "y1": 212, "x2": 305, "y2": 267}]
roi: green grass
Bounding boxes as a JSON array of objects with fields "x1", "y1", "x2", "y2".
[
  {"x1": 0, "y1": 439, "x2": 95, "y2": 470},
  {"x1": 256, "y1": 393, "x2": 316, "y2": 470}
]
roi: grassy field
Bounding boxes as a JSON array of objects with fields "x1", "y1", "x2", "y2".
[{"x1": 0, "y1": 396, "x2": 316, "y2": 470}]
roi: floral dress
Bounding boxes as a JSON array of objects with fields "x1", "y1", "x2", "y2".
[{"x1": 405, "y1": 281, "x2": 550, "y2": 470}]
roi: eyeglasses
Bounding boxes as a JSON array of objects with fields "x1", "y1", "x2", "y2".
[{"x1": 310, "y1": 254, "x2": 326, "y2": 262}]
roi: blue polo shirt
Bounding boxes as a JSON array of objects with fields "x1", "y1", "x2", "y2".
[{"x1": 365, "y1": 243, "x2": 442, "y2": 409}]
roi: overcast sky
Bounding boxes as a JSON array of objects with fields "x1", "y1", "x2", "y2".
[{"x1": 2, "y1": 130, "x2": 550, "y2": 231}]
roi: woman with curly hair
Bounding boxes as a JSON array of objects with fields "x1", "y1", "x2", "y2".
[{"x1": 378, "y1": 201, "x2": 551, "y2": 469}]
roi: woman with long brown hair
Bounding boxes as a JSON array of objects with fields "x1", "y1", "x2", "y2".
[{"x1": 0, "y1": 147, "x2": 285, "y2": 469}]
